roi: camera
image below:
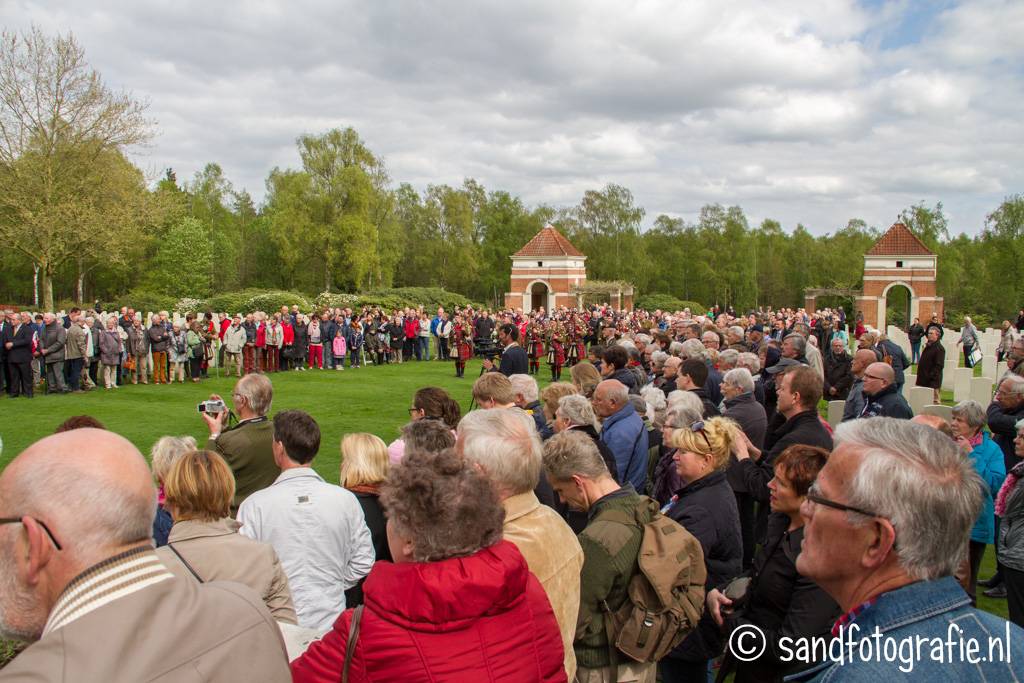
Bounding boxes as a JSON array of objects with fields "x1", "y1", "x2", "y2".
[{"x1": 197, "y1": 399, "x2": 226, "y2": 414}]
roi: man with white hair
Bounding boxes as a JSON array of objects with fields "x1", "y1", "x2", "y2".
[
  {"x1": 457, "y1": 408, "x2": 584, "y2": 680},
  {"x1": 37, "y1": 312, "x2": 67, "y2": 394},
  {"x1": 790, "y1": 418, "x2": 1024, "y2": 680},
  {"x1": 593, "y1": 379, "x2": 649, "y2": 491},
  {"x1": 660, "y1": 355, "x2": 682, "y2": 397},
  {"x1": 510, "y1": 373, "x2": 550, "y2": 439},
  {"x1": 0, "y1": 429, "x2": 290, "y2": 681}
]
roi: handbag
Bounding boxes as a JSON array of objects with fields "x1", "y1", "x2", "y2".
[{"x1": 969, "y1": 347, "x2": 982, "y2": 366}]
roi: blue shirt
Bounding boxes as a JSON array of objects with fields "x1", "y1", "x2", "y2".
[
  {"x1": 788, "y1": 576, "x2": 1024, "y2": 681},
  {"x1": 599, "y1": 402, "x2": 648, "y2": 492}
]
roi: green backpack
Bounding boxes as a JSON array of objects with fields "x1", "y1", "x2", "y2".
[{"x1": 600, "y1": 498, "x2": 707, "y2": 666}]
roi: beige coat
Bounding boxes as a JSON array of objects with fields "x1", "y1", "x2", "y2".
[
  {"x1": 502, "y1": 491, "x2": 584, "y2": 680},
  {"x1": 1, "y1": 566, "x2": 290, "y2": 682},
  {"x1": 156, "y1": 517, "x2": 297, "y2": 624}
]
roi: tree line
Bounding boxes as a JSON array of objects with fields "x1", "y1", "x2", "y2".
[{"x1": 1, "y1": 29, "x2": 1022, "y2": 325}]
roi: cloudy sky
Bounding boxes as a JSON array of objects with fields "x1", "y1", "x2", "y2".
[{"x1": 7, "y1": 0, "x2": 1022, "y2": 235}]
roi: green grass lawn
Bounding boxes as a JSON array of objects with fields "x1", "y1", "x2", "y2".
[{"x1": 0, "y1": 358, "x2": 515, "y2": 480}]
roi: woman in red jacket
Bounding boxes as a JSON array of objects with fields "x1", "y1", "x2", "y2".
[{"x1": 291, "y1": 448, "x2": 567, "y2": 683}]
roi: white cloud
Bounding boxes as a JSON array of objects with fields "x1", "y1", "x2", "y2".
[{"x1": 5, "y1": 0, "x2": 1022, "y2": 235}]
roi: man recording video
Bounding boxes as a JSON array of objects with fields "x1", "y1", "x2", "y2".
[
  {"x1": 481, "y1": 323, "x2": 529, "y2": 376},
  {"x1": 200, "y1": 373, "x2": 278, "y2": 513}
]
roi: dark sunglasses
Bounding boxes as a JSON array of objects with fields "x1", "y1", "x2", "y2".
[
  {"x1": 0, "y1": 516, "x2": 63, "y2": 550},
  {"x1": 690, "y1": 420, "x2": 713, "y2": 451}
]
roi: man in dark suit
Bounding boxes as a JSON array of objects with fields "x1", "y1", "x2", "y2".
[
  {"x1": 482, "y1": 323, "x2": 529, "y2": 376},
  {"x1": 4, "y1": 311, "x2": 35, "y2": 398}
]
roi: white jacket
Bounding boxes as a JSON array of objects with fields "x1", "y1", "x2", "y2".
[{"x1": 237, "y1": 468, "x2": 375, "y2": 631}]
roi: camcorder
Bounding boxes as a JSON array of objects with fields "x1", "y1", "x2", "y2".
[{"x1": 197, "y1": 399, "x2": 227, "y2": 414}]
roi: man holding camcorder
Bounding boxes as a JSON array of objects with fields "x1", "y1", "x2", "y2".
[{"x1": 200, "y1": 373, "x2": 278, "y2": 514}]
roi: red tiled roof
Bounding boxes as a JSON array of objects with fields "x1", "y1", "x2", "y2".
[
  {"x1": 513, "y1": 225, "x2": 585, "y2": 258},
  {"x1": 866, "y1": 222, "x2": 934, "y2": 256}
]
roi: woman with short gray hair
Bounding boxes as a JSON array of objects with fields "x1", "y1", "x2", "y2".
[
  {"x1": 554, "y1": 394, "x2": 618, "y2": 492},
  {"x1": 951, "y1": 400, "x2": 1007, "y2": 604},
  {"x1": 149, "y1": 434, "x2": 198, "y2": 547}
]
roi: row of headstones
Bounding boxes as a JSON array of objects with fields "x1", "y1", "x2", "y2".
[{"x1": 886, "y1": 325, "x2": 1006, "y2": 405}]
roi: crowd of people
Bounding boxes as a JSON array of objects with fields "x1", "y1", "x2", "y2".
[{"x1": 2, "y1": 302, "x2": 1024, "y2": 682}]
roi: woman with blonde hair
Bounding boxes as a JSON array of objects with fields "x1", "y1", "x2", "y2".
[
  {"x1": 569, "y1": 361, "x2": 602, "y2": 399},
  {"x1": 659, "y1": 416, "x2": 744, "y2": 682},
  {"x1": 539, "y1": 381, "x2": 577, "y2": 424},
  {"x1": 156, "y1": 450, "x2": 297, "y2": 624},
  {"x1": 340, "y1": 432, "x2": 392, "y2": 606}
]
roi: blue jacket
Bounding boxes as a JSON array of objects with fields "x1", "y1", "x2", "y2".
[
  {"x1": 969, "y1": 432, "x2": 1006, "y2": 544},
  {"x1": 790, "y1": 576, "x2": 1024, "y2": 681},
  {"x1": 599, "y1": 402, "x2": 648, "y2": 492}
]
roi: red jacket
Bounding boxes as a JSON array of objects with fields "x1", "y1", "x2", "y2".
[
  {"x1": 218, "y1": 317, "x2": 231, "y2": 341},
  {"x1": 291, "y1": 540, "x2": 567, "y2": 683},
  {"x1": 403, "y1": 317, "x2": 419, "y2": 340},
  {"x1": 281, "y1": 322, "x2": 294, "y2": 345}
]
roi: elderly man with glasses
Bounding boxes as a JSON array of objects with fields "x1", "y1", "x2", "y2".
[
  {"x1": 0, "y1": 429, "x2": 291, "y2": 681},
  {"x1": 788, "y1": 418, "x2": 1024, "y2": 680}
]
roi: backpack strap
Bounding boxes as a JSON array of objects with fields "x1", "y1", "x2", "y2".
[
  {"x1": 342, "y1": 605, "x2": 365, "y2": 683},
  {"x1": 166, "y1": 543, "x2": 205, "y2": 583}
]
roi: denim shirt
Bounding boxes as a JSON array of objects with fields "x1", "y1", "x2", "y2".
[{"x1": 787, "y1": 576, "x2": 1024, "y2": 681}]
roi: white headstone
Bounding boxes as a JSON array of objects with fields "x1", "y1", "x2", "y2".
[
  {"x1": 921, "y1": 404, "x2": 953, "y2": 422},
  {"x1": 969, "y1": 376, "x2": 994, "y2": 406},
  {"x1": 997, "y1": 361, "x2": 1008, "y2": 380},
  {"x1": 827, "y1": 400, "x2": 845, "y2": 428},
  {"x1": 942, "y1": 360, "x2": 958, "y2": 390},
  {"x1": 902, "y1": 375, "x2": 915, "y2": 400},
  {"x1": 953, "y1": 367, "x2": 973, "y2": 402},
  {"x1": 908, "y1": 386, "x2": 934, "y2": 416}
]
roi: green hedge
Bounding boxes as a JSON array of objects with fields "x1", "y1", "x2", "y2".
[
  {"x1": 634, "y1": 294, "x2": 705, "y2": 315},
  {"x1": 202, "y1": 289, "x2": 311, "y2": 315}
]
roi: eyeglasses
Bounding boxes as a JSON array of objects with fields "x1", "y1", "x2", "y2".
[
  {"x1": 408, "y1": 407, "x2": 422, "y2": 415},
  {"x1": 0, "y1": 517, "x2": 63, "y2": 550},
  {"x1": 690, "y1": 421, "x2": 713, "y2": 451},
  {"x1": 805, "y1": 483, "x2": 882, "y2": 519},
  {"x1": 862, "y1": 374, "x2": 886, "y2": 381}
]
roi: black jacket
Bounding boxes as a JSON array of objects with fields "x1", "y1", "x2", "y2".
[
  {"x1": 344, "y1": 490, "x2": 391, "y2": 607},
  {"x1": 722, "y1": 514, "x2": 839, "y2": 682},
  {"x1": 494, "y1": 343, "x2": 528, "y2": 376},
  {"x1": 665, "y1": 470, "x2": 743, "y2": 663},
  {"x1": 823, "y1": 351, "x2": 853, "y2": 400},
  {"x1": 723, "y1": 392, "x2": 768, "y2": 495},
  {"x1": 916, "y1": 340, "x2": 945, "y2": 390},
  {"x1": 876, "y1": 339, "x2": 909, "y2": 386},
  {"x1": 988, "y1": 400, "x2": 1024, "y2": 471},
  {"x1": 859, "y1": 383, "x2": 913, "y2": 420},
  {"x1": 739, "y1": 410, "x2": 833, "y2": 505},
  {"x1": 908, "y1": 323, "x2": 925, "y2": 343},
  {"x1": 689, "y1": 387, "x2": 721, "y2": 418},
  {"x1": 609, "y1": 366, "x2": 639, "y2": 393},
  {"x1": 3, "y1": 323, "x2": 34, "y2": 364}
]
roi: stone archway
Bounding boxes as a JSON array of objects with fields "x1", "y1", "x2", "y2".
[
  {"x1": 530, "y1": 281, "x2": 550, "y2": 312},
  {"x1": 880, "y1": 281, "x2": 915, "y2": 330}
]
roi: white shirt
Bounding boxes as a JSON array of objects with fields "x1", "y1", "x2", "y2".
[{"x1": 237, "y1": 468, "x2": 375, "y2": 631}]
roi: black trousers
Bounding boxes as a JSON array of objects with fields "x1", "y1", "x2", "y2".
[
  {"x1": 967, "y1": 540, "x2": 986, "y2": 605},
  {"x1": 8, "y1": 361, "x2": 32, "y2": 397},
  {"x1": 1006, "y1": 566, "x2": 1024, "y2": 628}
]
